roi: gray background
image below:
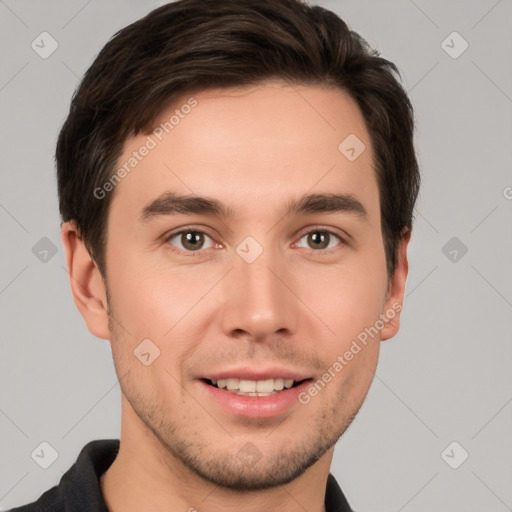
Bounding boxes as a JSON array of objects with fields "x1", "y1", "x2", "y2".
[{"x1": 1, "y1": 0, "x2": 511, "y2": 510}]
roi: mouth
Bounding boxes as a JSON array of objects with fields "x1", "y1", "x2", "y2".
[
  {"x1": 198, "y1": 376, "x2": 312, "y2": 418},
  {"x1": 202, "y1": 377, "x2": 307, "y2": 397},
  {"x1": 197, "y1": 367, "x2": 314, "y2": 418}
]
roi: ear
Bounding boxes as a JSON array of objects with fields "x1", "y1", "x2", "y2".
[
  {"x1": 61, "y1": 221, "x2": 111, "y2": 340},
  {"x1": 380, "y1": 229, "x2": 411, "y2": 341}
]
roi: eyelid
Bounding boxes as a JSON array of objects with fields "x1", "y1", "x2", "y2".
[
  {"x1": 163, "y1": 224, "x2": 216, "y2": 240},
  {"x1": 163, "y1": 226, "x2": 220, "y2": 254},
  {"x1": 293, "y1": 226, "x2": 347, "y2": 252}
]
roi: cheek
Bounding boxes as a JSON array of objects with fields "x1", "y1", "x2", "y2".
[
  {"x1": 107, "y1": 252, "x2": 180, "y2": 335},
  {"x1": 295, "y1": 257, "x2": 388, "y2": 338},
  {"x1": 105, "y1": 251, "x2": 224, "y2": 373}
]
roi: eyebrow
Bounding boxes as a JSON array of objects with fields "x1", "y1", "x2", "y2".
[{"x1": 139, "y1": 191, "x2": 368, "y2": 222}]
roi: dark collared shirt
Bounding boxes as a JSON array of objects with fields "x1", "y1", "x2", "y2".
[{"x1": 8, "y1": 439, "x2": 353, "y2": 511}]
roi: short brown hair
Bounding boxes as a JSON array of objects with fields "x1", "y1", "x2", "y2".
[{"x1": 57, "y1": 0, "x2": 420, "y2": 276}]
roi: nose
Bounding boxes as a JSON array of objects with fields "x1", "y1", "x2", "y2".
[{"x1": 219, "y1": 245, "x2": 298, "y2": 342}]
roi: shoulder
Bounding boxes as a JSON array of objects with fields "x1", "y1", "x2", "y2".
[
  {"x1": 6, "y1": 439, "x2": 119, "y2": 512},
  {"x1": 6, "y1": 485, "x2": 64, "y2": 512}
]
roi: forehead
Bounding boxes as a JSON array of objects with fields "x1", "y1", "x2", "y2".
[{"x1": 108, "y1": 81, "x2": 379, "y2": 224}]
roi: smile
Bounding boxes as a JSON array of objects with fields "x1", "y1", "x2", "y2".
[
  {"x1": 206, "y1": 378, "x2": 304, "y2": 397},
  {"x1": 198, "y1": 376, "x2": 312, "y2": 418}
]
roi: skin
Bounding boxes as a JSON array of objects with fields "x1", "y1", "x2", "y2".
[{"x1": 62, "y1": 80, "x2": 409, "y2": 512}]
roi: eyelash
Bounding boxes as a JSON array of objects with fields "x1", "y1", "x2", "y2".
[{"x1": 164, "y1": 227, "x2": 346, "y2": 256}]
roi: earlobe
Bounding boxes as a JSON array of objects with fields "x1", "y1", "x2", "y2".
[
  {"x1": 380, "y1": 229, "x2": 411, "y2": 341},
  {"x1": 61, "y1": 221, "x2": 111, "y2": 340}
]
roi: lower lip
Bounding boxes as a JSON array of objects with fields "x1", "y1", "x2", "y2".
[{"x1": 197, "y1": 379, "x2": 311, "y2": 419}]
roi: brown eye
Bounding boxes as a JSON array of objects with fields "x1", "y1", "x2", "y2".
[
  {"x1": 307, "y1": 232, "x2": 329, "y2": 249},
  {"x1": 167, "y1": 230, "x2": 214, "y2": 252},
  {"x1": 181, "y1": 231, "x2": 204, "y2": 250},
  {"x1": 296, "y1": 230, "x2": 342, "y2": 251}
]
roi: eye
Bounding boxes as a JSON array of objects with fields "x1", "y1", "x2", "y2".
[
  {"x1": 166, "y1": 229, "x2": 216, "y2": 252},
  {"x1": 295, "y1": 229, "x2": 343, "y2": 251}
]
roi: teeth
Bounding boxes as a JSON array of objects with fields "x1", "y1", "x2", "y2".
[
  {"x1": 210, "y1": 378, "x2": 297, "y2": 393},
  {"x1": 237, "y1": 391, "x2": 273, "y2": 397},
  {"x1": 226, "y1": 378, "x2": 239, "y2": 390},
  {"x1": 273, "y1": 378, "x2": 284, "y2": 391},
  {"x1": 239, "y1": 380, "x2": 256, "y2": 393},
  {"x1": 255, "y1": 379, "x2": 274, "y2": 393}
]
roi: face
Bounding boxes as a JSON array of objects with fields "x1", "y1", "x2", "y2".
[{"x1": 82, "y1": 81, "x2": 407, "y2": 490}]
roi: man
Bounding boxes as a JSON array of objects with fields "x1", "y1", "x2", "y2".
[{"x1": 10, "y1": 0, "x2": 419, "y2": 510}]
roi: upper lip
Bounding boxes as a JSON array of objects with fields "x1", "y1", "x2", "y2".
[{"x1": 200, "y1": 366, "x2": 312, "y2": 382}]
